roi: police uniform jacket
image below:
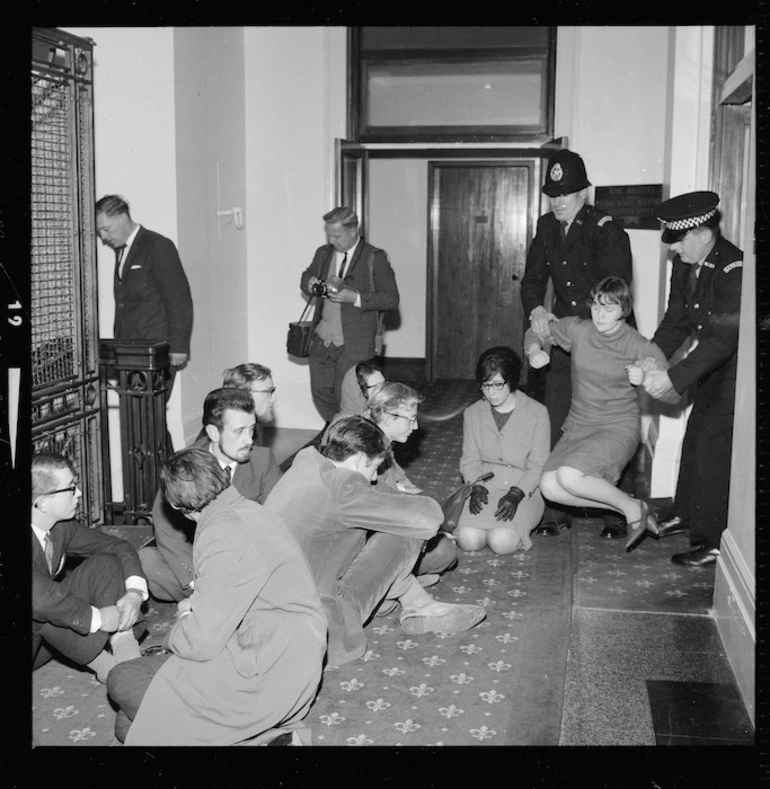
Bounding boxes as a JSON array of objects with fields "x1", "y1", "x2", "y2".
[
  {"x1": 300, "y1": 239, "x2": 399, "y2": 362},
  {"x1": 652, "y1": 234, "x2": 742, "y2": 400},
  {"x1": 521, "y1": 204, "x2": 633, "y2": 321}
]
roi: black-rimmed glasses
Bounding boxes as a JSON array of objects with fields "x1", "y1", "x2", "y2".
[
  {"x1": 479, "y1": 381, "x2": 507, "y2": 391},
  {"x1": 44, "y1": 484, "x2": 79, "y2": 496}
]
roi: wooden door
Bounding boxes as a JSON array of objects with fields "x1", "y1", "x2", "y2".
[{"x1": 428, "y1": 162, "x2": 534, "y2": 380}]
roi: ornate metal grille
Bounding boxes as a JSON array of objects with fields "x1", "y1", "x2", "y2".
[{"x1": 31, "y1": 28, "x2": 101, "y2": 526}]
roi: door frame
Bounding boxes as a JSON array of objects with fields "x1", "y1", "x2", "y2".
[{"x1": 426, "y1": 157, "x2": 543, "y2": 382}]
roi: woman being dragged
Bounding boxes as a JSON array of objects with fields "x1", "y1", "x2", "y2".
[{"x1": 525, "y1": 276, "x2": 676, "y2": 551}]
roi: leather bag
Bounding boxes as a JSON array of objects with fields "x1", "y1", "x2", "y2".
[{"x1": 287, "y1": 297, "x2": 316, "y2": 358}]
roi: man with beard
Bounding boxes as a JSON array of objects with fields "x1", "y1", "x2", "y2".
[{"x1": 139, "y1": 388, "x2": 281, "y2": 602}]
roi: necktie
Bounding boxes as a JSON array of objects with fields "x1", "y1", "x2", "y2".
[
  {"x1": 223, "y1": 465, "x2": 232, "y2": 483},
  {"x1": 686, "y1": 263, "x2": 702, "y2": 302},
  {"x1": 114, "y1": 245, "x2": 126, "y2": 281},
  {"x1": 44, "y1": 533, "x2": 54, "y2": 575},
  {"x1": 338, "y1": 252, "x2": 348, "y2": 279},
  {"x1": 559, "y1": 221, "x2": 568, "y2": 242}
]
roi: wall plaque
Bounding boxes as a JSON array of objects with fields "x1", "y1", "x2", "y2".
[{"x1": 594, "y1": 184, "x2": 663, "y2": 230}]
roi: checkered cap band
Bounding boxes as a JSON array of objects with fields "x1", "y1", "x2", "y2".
[{"x1": 659, "y1": 208, "x2": 717, "y2": 231}]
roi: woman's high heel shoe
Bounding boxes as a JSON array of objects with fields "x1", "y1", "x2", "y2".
[{"x1": 625, "y1": 499, "x2": 658, "y2": 552}]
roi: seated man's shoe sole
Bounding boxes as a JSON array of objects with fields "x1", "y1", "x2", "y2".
[
  {"x1": 400, "y1": 601, "x2": 486, "y2": 635},
  {"x1": 671, "y1": 547, "x2": 719, "y2": 568},
  {"x1": 141, "y1": 644, "x2": 172, "y2": 657},
  {"x1": 535, "y1": 521, "x2": 570, "y2": 536}
]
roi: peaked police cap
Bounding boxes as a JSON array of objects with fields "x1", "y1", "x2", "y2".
[{"x1": 657, "y1": 191, "x2": 720, "y2": 243}]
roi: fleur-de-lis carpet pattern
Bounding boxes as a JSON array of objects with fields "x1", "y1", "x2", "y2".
[{"x1": 32, "y1": 379, "x2": 717, "y2": 746}]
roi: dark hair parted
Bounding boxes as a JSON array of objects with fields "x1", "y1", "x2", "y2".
[
  {"x1": 355, "y1": 359, "x2": 383, "y2": 396},
  {"x1": 475, "y1": 346, "x2": 522, "y2": 391},
  {"x1": 321, "y1": 415, "x2": 390, "y2": 463},
  {"x1": 364, "y1": 382, "x2": 424, "y2": 423},
  {"x1": 32, "y1": 451, "x2": 76, "y2": 501},
  {"x1": 95, "y1": 194, "x2": 130, "y2": 218},
  {"x1": 202, "y1": 387, "x2": 255, "y2": 430},
  {"x1": 589, "y1": 276, "x2": 633, "y2": 318},
  {"x1": 160, "y1": 447, "x2": 229, "y2": 514},
  {"x1": 323, "y1": 206, "x2": 358, "y2": 229},
  {"x1": 222, "y1": 363, "x2": 272, "y2": 389}
]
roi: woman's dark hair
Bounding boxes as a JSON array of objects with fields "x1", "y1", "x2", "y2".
[
  {"x1": 475, "y1": 346, "x2": 522, "y2": 391},
  {"x1": 355, "y1": 359, "x2": 383, "y2": 396},
  {"x1": 589, "y1": 276, "x2": 633, "y2": 319}
]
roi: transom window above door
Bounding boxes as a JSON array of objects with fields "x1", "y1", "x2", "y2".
[{"x1": 350, "y1": 27, "x2": 555, "y2": 143}]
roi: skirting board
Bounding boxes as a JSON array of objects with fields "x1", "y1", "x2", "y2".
[{"x1": 713, "y1": 530, "x2": 755, "y2": 725}]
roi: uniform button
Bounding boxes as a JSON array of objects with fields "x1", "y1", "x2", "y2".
[
  {"x1": 563, "y1": 260, "x2": 567, "y2": 265},
  {"x1": 697, "y1": 324, "x2": 703, "y2": 330},
  {"x1": 566, "y1": 281, "x2": 572, "y2": 286},
  {"x1": 694, "y1": 303, "x2": 699, "y2": 308},
  {"x1": 571, "y1": 300, "x2": 576, "y2": 306}
]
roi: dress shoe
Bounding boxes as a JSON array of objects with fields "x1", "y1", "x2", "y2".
[
  {"x1": 141, "y1": 644, "x2": 172, "y2": 657},
  {"x1": 535, "y1": 518, "x2": 571, "y2": 536},
  {"x1": 600, "y1": 517, "x2": 627, "y2": 539},
  {"x1": 671, "y1": 546, "x2": 719, "y2": 567},
  {"x1": 656, "y1": 514, "x2": 690, "y2": 539},
  {"x1": 625, "y1": 500, "x2": 659, "y2": 552}
]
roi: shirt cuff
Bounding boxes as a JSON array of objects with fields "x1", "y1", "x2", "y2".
[
  {"x1": 354, "y1": 292, "x2": 362, "y2": 308},
  {"x1": 124, "y1": 576, "x2": 149, "y2": 602},
  {"x1": 90, "y1": 606, "x2": 101, "y2": 633}
]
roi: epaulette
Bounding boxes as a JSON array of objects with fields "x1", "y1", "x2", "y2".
[
  {"x1": 597, "y1": 215, "x2": 613, "y2": 227},
  {"x1": 722, "y1": 260, "x2": 743, "y2": 274}
]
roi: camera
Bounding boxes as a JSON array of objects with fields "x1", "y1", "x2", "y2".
[{"x1": 310, "y1": 280, "x2": 329, "y2": 298}]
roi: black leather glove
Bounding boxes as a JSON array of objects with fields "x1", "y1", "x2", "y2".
[
  {"x1": 468, "y1": 485, "x2": 489, "y2": 515},
  {"x1": 495, "y1": 486, "x2": 525, "y2": 522}
]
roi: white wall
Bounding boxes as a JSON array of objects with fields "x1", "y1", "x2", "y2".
[{"x1": 244, "y1": 26, "x2": 347, "y2": 431}]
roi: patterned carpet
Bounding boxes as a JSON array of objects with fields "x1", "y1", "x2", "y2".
[{"x1": 31, "y1": 378, "x2": 718, "y2": 748}]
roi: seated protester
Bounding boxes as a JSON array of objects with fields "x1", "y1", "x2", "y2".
[
  {"x1": 139, "y1": 387, "x2": 281, "y2": 602},
  {"x1": 264, "y1": 416, "x2": 485, "y2": 666},
  {"x1": 338, "y1": 358, "x2": 385, "y2": 418},
  {"x1": 32, "y1": 452, "x2": 147, "y2": 683},
  {"x1": 364, "y1": 382, "x2": 458, "y2": 577},
  {"x1": 195, "y1": 362, "x2": 278, "y2": 446},
  {"x1": 455, "y1": 346, "x2": 551, "y2": 555},
  {"x1": 108, "y1": 448, "x2": 326, "y2": 746},
  {"x1": 525, "y1": 276, "x2": 672, "y2": 551}
]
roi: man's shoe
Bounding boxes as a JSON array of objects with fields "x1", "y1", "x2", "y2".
[
  {"x1": 656, "y1": 514, "x2": 690, "y2": 539},
  {"x1": 535, "y1": 518, "x2": 570, "y2": 536},
  {"x1": 600, "y1": 517, "x2": 627, "y2": 539},
  {"x1": 400, "y1": 599, "x2": 486, "y2": 635},
  {"x1": 141, "y1": 644, "x2": 172, "y2": 657},
  {"x1": 671, "y1": 546, "x2": 719, "y2": 568}
]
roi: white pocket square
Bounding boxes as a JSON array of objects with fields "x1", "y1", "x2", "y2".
[{"x1": 130, "y1": 265, "x2": 142, "y2": 270}]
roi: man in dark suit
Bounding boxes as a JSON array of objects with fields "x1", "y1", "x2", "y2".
[
  {"x1": 521, "y1": 149, "x2": 634, "y2": 540},
  {"x1": 32, "y1": 452, "x2": 148, "y2": 683},
  {"x1": 95, "y1": 194, "x2": 193, "y2": 399},
  {"x1": 139, "y1": 387, "x2": 282, "y2": 601},
  {"x1": 300, "y1": 206, "x2": 400, "y2": 423},
  {"x1": 641, "y1": 191, "x2": 742, "y2": 568}
]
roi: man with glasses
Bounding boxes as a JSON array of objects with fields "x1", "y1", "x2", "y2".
[
  {"x1": 265, "y1": 416, "x2": 485, "y2": 666},
  {"x1": 139, "y1": 388, "x2": 282, "y2": 602},
  {"x1": 32, "y1": 452, "x2": 148, "y2": 683}
]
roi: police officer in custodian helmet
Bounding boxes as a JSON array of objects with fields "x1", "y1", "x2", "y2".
[{"x1": 520, "y1": 149, "x2": 634, "y2": 540}]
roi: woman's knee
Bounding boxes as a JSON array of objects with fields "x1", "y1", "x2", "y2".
[
  {"x1": 539, "y1": 471, "x2": 561, "y2": 501},
  {"x1": 486, "y1": 528, "x2": 522, "y2": 555},
  {"x1": 455, "y1": 526, "x2": 487, "y2": 552}
]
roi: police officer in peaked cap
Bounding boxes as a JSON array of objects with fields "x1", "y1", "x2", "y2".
[
  {"x1": 641, "y1": 190, "x2": 743, "y2": 568},
  {"x1": 521, "y1": 149, "x2": 634, "y2": 539}
]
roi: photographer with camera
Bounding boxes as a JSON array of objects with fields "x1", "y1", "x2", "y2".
[{"x1": 300, "y1": 207, "x2": 400, "y2": 423}]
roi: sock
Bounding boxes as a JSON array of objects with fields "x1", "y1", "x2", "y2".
[
  {"x1": 87, "y1": 650, "x2": 116, "y2": 683},
  {"x1": 110, "y1": 630, "x2": 142, "y2": 663},
  {"x1": 398, "y1": 575, "x2": 435, "y2": 610}
]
